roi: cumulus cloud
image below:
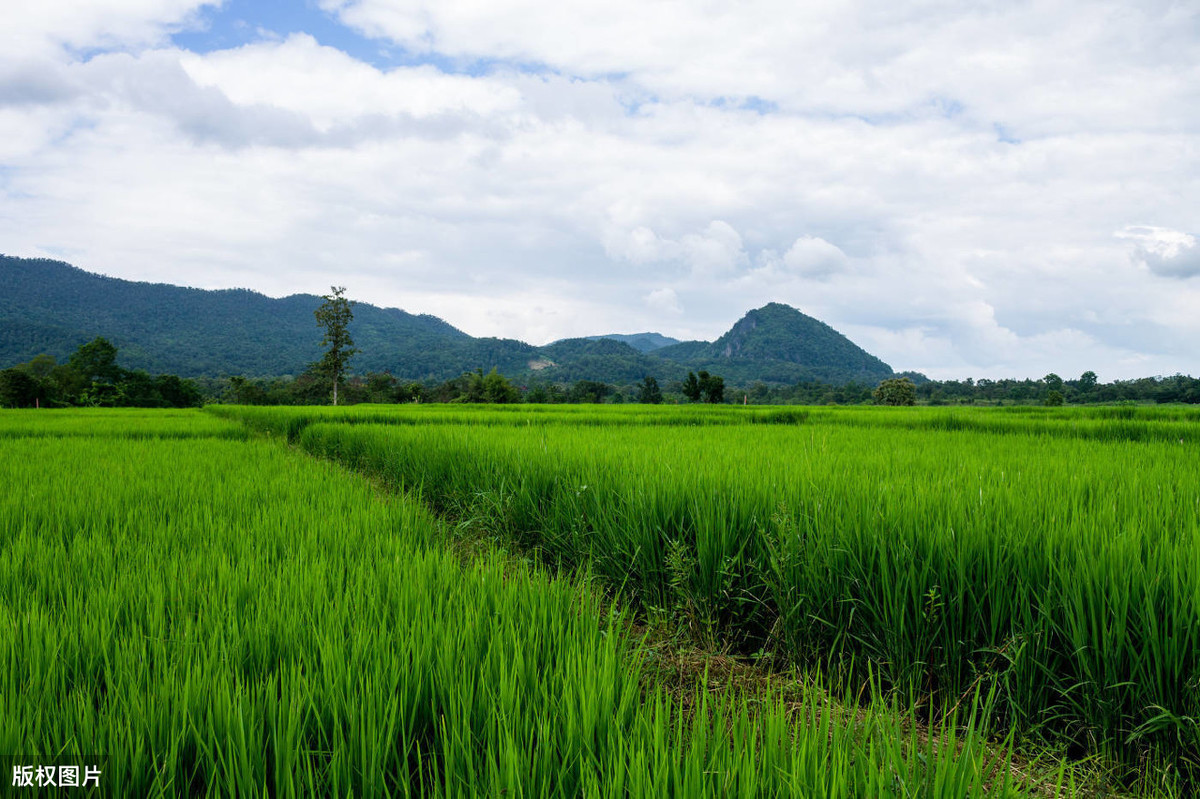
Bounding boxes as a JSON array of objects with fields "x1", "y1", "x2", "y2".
[
  {"x1": 680, "y1": 221, "x2": 748, "y2": 277},
  {"x1": 0, "y1": 0, "x2": 217, "y2": 59},
  {"x1": 1117, "y1": 225, "x2": 1200, "y2": 279},
  {"x1": 179, "y1": 35, "x2": 522, "y2": 130},
  {"x1": 645, "y1": 288, "x2": 683, "y2": 315},
  {"x1": 752, "y1": 235, "x2": 849, "y2": 280},
  {"x1": 604, "y1": 226, "x2": 673, "y2": 265},
  {"x1": 605, "y1": 221, "x2": 748, "y2": 277},
  {"x1": 324, "y1": 0, "x2": 1200, "y2": 135},
  {"x1": 784, "y1": 237, "x2": 847, "y2": 276}
]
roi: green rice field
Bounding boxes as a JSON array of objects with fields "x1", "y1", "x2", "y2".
[{"x1": 5, "y1": 404, "x2": 1199, "y2": 795}]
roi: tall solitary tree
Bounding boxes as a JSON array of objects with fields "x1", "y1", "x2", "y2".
[{"x1": 314, "y1": 286, "x2": 357, "y2": 406}]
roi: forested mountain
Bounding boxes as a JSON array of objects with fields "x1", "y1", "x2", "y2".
[
  {"x1": 579, "y1": 332, "x2": 681, "y2": 352},
  {"x1": 1, "y1": 256, "x2": 533, "y2": 380},
  {"x1": 1, "y1": 256, "x2": 894, "y2": 385},
  {"x1": 533, "y1": 338, "x2": 684, "y2": 384},
  {"x1": 656, "y1": 303, "x2": 894, "y2": 385}
]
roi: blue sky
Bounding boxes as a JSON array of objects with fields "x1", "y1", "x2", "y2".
[
  {"x1": 171, "y1": 0, "x2": 556, "y2": 78},
  {"x1": 172, "y1": 0, "x2": 438, "y2": 72},
  {"x1": 174, "y1": 1, "x2": 383, "y2": 60},
  {"x1": 1, "y1": 0, "x2": 1199, "y2": 379}
]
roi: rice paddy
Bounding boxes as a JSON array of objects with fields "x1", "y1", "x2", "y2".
[
  {"x1": 5, "y1": 403, "x2": 1197, "y2": 795},
  {"x1": 289, "y1": 409, "x2": 1200, "y2": 772}
]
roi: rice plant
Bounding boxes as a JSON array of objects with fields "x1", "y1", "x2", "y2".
[
  {"x1": 284, "y1": 410, "x2": 1200, "y2": 783},
  {"x1": 1, "y1": 409, "x2": 1056, "y2": 796},
  {"x1": 0, "y1": 408, "x2": 246, "y2": 439}
]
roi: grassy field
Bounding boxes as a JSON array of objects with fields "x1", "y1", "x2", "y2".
[
  {"x1": 1, "y1": 407, "x2": 1055, "y2": 797},
  {"x1": 206, "y1": 403, "x2": 1200, "y2": 789},
  {"x1": 805, "y1": 404, "x2": 1200, "y2": 443},
  {"x1": 206, "y1": 403, "x2": 809, "y2": 443},
  {"x1": 0, "y1": 408, "x2": 248, "y2": 439}
]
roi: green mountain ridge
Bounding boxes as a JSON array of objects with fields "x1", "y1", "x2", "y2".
[
  {"x1": 577, "y1": 332, "x2": 682, "y2": 352},
  {"x1": 656, "y1": 303, "x2": 894, "y2": 385},
  {"x1": 1, "y1": 255, "x2": 893, "y2": 386}
]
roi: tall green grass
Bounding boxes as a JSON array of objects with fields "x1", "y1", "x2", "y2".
[
  {"x1": 291, "y1": 414, "x2": 1200, "y2": 780},
  {"x1": 808, "y1": 404, "x2": 1200, "y2": 443},
  {"x1": 0, "y1": 408, "x2": 246, "y2": 439},
  {"x1": 209, "y1": 401, "x2": 1200, "y2": 446},
  {"x1": 207, "y1": 403, "x2": 807, "y2": 442},
  {"x1": 1, "y1": 410, "x2": 1042, "y2": 796}
]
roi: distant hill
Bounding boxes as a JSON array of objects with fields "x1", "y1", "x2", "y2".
[
  {"x1": 534, "y1": 338, "x2": 683, "y2": 384},
  {"x1": 656, "y1": 303, "x2": 893, "y2": 385},
  {"x1": 1, "y1": 255, "x2": 893, "y2": 386},
  {"x1": 579, "y1": 332, "x2": 681, "y2": 352},
  {"x1": 0, "y1": 256, "x2": 533, "y2": 380}
]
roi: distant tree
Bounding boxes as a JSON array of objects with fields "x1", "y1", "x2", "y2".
[
  {"x1": 155, "y1": 374, "x2": 203, "y2": 408},
  {"x1": 119, "y1": 370, "x2": 159, "y2": 406},
  {"x1": 569, "y1": 380, "x2": 612, "y2": 404},
  {"x1": 1078, "y1": 371, "x2": 1098, "y2": 392},
  {"x1": 67, "y1": 337, "x2": 123, "y2": 395},
  {"x1": 482, "y1": 368, "x2": 520, "y2": 403},
  {"x1": 682, "y1": 372, "x2": 702, "y2": 402},
  {"x1": 314, "y1": 286, "x2": 357, "y2": 406},
  {"x1": 227, "y1": 376, "x2": 252, "y2": 404},
  {"x1": 432, "y1": 368, "x2": 519, "y2": 403},
  {"x1": 637, "y1": 376, "x2": 663, "y2": 404},
  {"x1": 365, "y1": 372, "x2": 398, "y2": 403},
  {"x1": 1043, "y1": 373, "x2": 1064, "y2": 394},
  {"x1": 437, "y1": 370, "x2": 484, "y2": 403},
  {"x1": 0, "y1": 369, "x2": 40, "y2": 408},
  {"x1": 1044, "y1": 389, "x2": 1064, "y2": 407},
  {"x1": 360, "y1": 372, "x2": 426, "y2": 404},
  {"x1": 22, "y1": 354, "x2": 57, "y2": 382},
  {"x1": 463, "y1": 370, "x2": 486, "y2": 402},
  {"x1": 58, "y1": 337, "x2": 125, "y2": 404},
  {"x1": 1, "y1": 339, "x2": 202, "y2": 407},
  {"x1": 78, "y1": 381, "x2": 124, "y2": 407},
  {"x1": 698, "y1": 372, "x2": 725, "y2": 403},
  {"x1": 2, "y1": 361, "x2": 55, "y2": 405},
  {"x1": 873, "y1": 377, "x2": 917, "y2": 406}
]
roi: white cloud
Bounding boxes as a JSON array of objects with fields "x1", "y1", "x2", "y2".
[
  {"x1": 604, "y1": 220, "x2": 748, "y2": 277},
  {"x1": 179, "y1": 35, "x2": 522, "y2": 131},
  {"x1": 0, "y1": 0, "x2": 217, "y2": 59},
  {"x1": 604, "y1": 226, "x2": 673, "y2": 265},
  {"x1": 324, "y1": 0, "x2": 1200, "y2": 135},
  {"x1": 645, "y1": 288, "x2": 682, "y2": 315},
  {"x1": 758, "y1": 235, "x2": 849, "y2": 280},
  {"x1": 1117, "y1": 225, "x2": 1200, "y2": 279},
  {"x1": 680, "y1": 221, "x2": 747, "y2": 277}
]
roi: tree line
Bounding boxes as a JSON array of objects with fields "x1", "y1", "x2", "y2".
[
  {"x1": 741, "y1": 371, "x2": 1200, "y2": 406},
  {"x1": 217, "y1": 370, "x2": 711, "y2": 406},
  {"x1": 130, "y1": 365, "x2": 1200, "y2": 408},
  {"x1": 0, "y1": 337, "x2": 203, "y2": 409}
]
